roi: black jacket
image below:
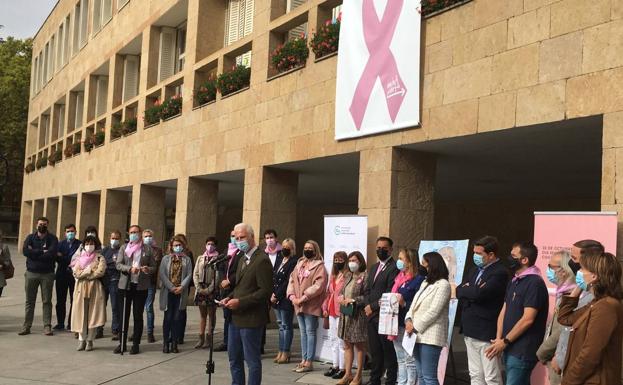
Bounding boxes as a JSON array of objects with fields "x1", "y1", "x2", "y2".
[
  {"x1": 456, "y1": 259, "x2": 509, "y2": 342},
  {"x1": 364, "y1": 258, "x2": 399, "y2": 322},
  {"x1": 23, "y1": 232, "x2": 59, "y2": 274},
  {"x1": 272, "y1": 253, "x2": 299, "y2": 311}
]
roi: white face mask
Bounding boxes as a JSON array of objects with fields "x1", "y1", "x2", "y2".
[
  {"x1": 84, "y1": 245, "x2": 95, "y2": 253},
  {"x1": 348, "y1": 262, "x2": 359, "y2": 272}
]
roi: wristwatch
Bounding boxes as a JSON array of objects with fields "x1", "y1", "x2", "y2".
[{"x1": 503, "y1": 337, "x2": 511, "y2": 345}]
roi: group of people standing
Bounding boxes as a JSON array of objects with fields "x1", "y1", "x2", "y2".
[{"x1": 16, "y1": 217, "x2": 623, "y2": 385}]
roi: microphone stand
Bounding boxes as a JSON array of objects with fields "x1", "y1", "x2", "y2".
[
  {"x1": 120, "y1": 269, "x2": 131, "y2": 355},
  {"x1": 205, "y1": 256, "x2": 222, "y2": 385}
]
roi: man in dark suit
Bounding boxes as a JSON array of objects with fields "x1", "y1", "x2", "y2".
[
  {"x1": 222, "y1": 223, "x2": 273, "y2": 385},
  {"x1": 364, "y1": 236, "x2": 399, "y2": 385},
  {"x1": 456, "y1": 236, "x2": 509, "y2": 385},
  {"x1": 216, "y1": 229, "x2": 243, "y2": 351}
]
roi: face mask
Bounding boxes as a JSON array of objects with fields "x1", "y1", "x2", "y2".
[
  {"x1": 376, "y1": 248, "x2": 390, "y2": 261},
  {"x1": 334, "y1": 261, "x2": 345, "y2": 270},
  {"x1": 348, "y1": 262, "x2": 359, "y2": 272},
  {"x1": 87, "y1": 232, "x2": 96, "y2": 237},
  {"x1": 473, "y1": 253, "x2": 485, "y2": 268},
  {"x1": 282, "y1": 248, "x2": 291, "y2": 257},
  {"x1": 230, "y1": 236, "x2": 236, "y2": 244},
  {"x1": 546, "y1": 267, "x2": 559, "y2": 285},
  {"x1": 37, "y1": 224, "x2": 48, "y2": 233},
  {"x1": 304, "y1": 250, "x2": 315, "y2": 259},
  {"x1": 396, "y1": 259, "x2": 406, "y2": 271},
  {"x1": 173, "y1": 245, "x2": 183, "y2": 254},
  {"x1": 143, "y1": 236, "x2": 152, "y2": 245},
  {"x1": 236, "y1": 240, "x2": 250, "y2": 253},
  {"x1": 576, "y1": 270, "x2": 588, "y2": 291},
  {"x1": 266, "y1": 238, "x2": 276, "y2": 248},
  {"x1": 66, "y1": 232, "x2": 76, "y2": 241},
  {"x1": 129, "y1": 233, "x2": 139, "y2": 243},
  {"x1": 110, "y1": 239, "x2": 120, "y2": 248},
  {"x1": 508, "y1": 255, "x2": 521, "y2": 272},
  {"x1": 206, "y1": 244, "x2": 216, "y2": 253},
  {"x1": 84, "y1": 245, "x2": 95, "y2": 253},
  {"x1": 568, "y1": 259, "x2": 581, "y2": 275}
]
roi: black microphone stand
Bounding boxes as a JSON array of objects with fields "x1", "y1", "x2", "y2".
[{"x1": 205, "y1": 256, "x2": 222, "y2": 385}]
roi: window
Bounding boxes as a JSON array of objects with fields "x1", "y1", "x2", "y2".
[
  {"x1": 63, "y1": 15, "x2": 71, "y2": 64},
  {"x1": 122, "y1": 55, "x2": 139, "y2": 102},
  {"x1": 93, "y1": 0, "x2": 112, "y2": 34},
  {"x1": 73, "y1": 1, "x2": 81, "y2": 54},
  {"x1": 176, "y1": 23, "x2": 187, "y2": 73},
  {"x1": 157, "y1": 23, "x2": 186, "y2": 82},
  {"x1": 43, "y1": 43, "x2": 49, "y2": 83},
  {"x1": 38, "y1": 53, "x2": 44, "y2": 91},
  {"x1": 225, "y1": 0, "x2": 254, "y2": 46},
  {"x1": 32, "y1": 56, "x2": 39, "y2": 94},
  {"x1": 74, "y1": 91, "x2": 84, "y2": 128},
  {"x1": 49, "y1": 35, "x2": 56, "y2": 78},
  {"x1": 80, "y1": 0, "x2": 89, "y2": 47},
  {"x1": 118, "y1": 0, "x2": 129, "y2": 9},
  {"x1": 57, "y1": 25, "x2": 64, "y2": 70},
  {"x1": 95, "y1": 76, "x2": 109, "y2": 117}
]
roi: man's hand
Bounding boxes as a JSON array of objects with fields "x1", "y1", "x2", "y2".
[
  {"x1": 270, "y1": 294, "x2": 277, "y2": 304},
  {"x1": 130, "y1": 267, "x2": 140, "y2": 274},
  {"x1": 140, "y1": 266, "x2": 150, "y2": 274},
  {"x1": 220, "y1": 297, "x2": 230, "y2": 306},
  {"x1": 485, "y1": 338, "x2": 506, "y2": 359},
  {"x1": 225, "y1": 298, "x2": 240, "y2": 310},
  {"x1": 364, "y1": 304, "x2": 373, "y2": 317},
  {"x1": 221, "y1": 279, "x2": 230, "y2": 289}
]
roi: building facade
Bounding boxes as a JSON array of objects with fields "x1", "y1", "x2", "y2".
[{"x1": 21, "y1": 0, "x2": 623, "y2": 257}]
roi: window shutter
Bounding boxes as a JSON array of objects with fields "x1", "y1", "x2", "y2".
[
  {"x1": 57, "y1": 26, "x2": 63, "y2": 70},
  {"x1": 158, "y1": 27, "x2": 176, "y2": 82},
  {"x1": 226, "y1": 0, "x2": 240, "y2": 46},
  {"x1": 96, "y1": 76, "x2": 109, "y2": 116},
  {"x1": 242, "y1": 0, "x2": 254, "y2": 38},
  {"x1": 75, "y1": 92, "x2": 84, "y2": 128},
  {"x1": 58, "y1": 107, "x2": 65, "y2": 137},
  {"x1": 93, "y1": 0, "x2": 102, "y2": 32},
  {"x1": 287, "y1": 0, "x2": 305, "y2": 12},
  {"x1": 80, "y1": 0, "x2": 89, "y2": 46},
  {"x1": 288, "y1": 23, "x2": 307, "y2": 41},
  {"x1": 122, "y1": 55, "x2": 139, "y2": 102},
  {"x1": 64, "y1": 16, "x2": 71, "y2": 64},
  {"x1": 102, "y1": 0, "x2": 112, "y2": 23}
]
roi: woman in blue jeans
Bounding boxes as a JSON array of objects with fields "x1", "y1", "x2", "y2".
[
  {"x1": 405, "y1": 252, "x2": 451, "y2": 385},
  {"x1": 271, "y1": 238, "x2": 299, "y2": 363}
]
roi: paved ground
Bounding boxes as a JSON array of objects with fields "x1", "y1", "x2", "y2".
[{"x1": 0, "y1": 243, "x2": 469, "y2": 385}]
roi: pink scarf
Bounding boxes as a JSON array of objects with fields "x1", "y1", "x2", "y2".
[
  {"x1": 74, "y1": 249, "x2": 96, "y2": 269},
  {"x1": 391, "y1": 271, "x2": 413, "y2": 293},
  {"x1": 265, "y1": 242, "x2": 282, "y2": 255},
  {"x1": 512, "y1": 265, "x2": 542, "y2": 282},
  {"x1": 556, "y1": 282, "x2": 576, "y2": 298},
  {"x1": 125, "y1": 241, "x2": 142, "y2": 261},
  {"x1": 227, "y1": 242, "x2": 238, "y2": 257},
  {"x1": 203, "y1": 245, "x2": 219, "y2": 259}
]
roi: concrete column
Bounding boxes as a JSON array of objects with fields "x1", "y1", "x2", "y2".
[
  {"x1": 59, "y1": 195, "x2": 78, "y2": 232},
  {"x1": 358, "y1": 147, "x2": 436, "y2": 259},
  {"x1": 100, "y1": 189, "x2": 131, "y2": 239},
  {"x1": 176, "y1": 177, "x2": 219, "y2": 256},
  {"x1": 19, "y1": 200, "x2": 33, "y2": 245},
  {"x1": 44, "y1": 197, "x2": 59, "y2": 236},
  {"x1": 33, "y1": 199, "x2": 44, "y2": 229},
  {"x1": 135, "y1": 184, "x2": 166, "y2": 246},
  {"x1": 77, "y1": 193, "x2": 101, "y2": 236},
  {"x1": 242, "y1": 167, "x2": 298, "y2": 242},
  {"x1": 601, "y1": 111, "x2": 623, "y2": 257}
]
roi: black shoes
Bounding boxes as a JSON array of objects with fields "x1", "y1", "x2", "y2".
[
  {"x1": 171, "y1": 342, "x2": 179, "y2": 354},
  {"x1": 324, "y1": 367, "x2": 339, "y2": 377},
  {"x1": 332, "y1": 370, "x2": 347, "y2": 379},
  {"x1": 163, "y1": 343, "x2": 170, "y2": 353},
  {"x1": 52, "y1": 324, "x2": 65, "y2": 330},
  {"x1": 129, "y1": 345, "x2": 140, "y2": 355},
  {"x1": 215, "y1": 343, "x2": 227, "y2": 352},
  {"x1": 148, "y1": 333, "x2": 156, "y2": 343},
  {"x1": 111, "y1": 332, "x2": 119, "y2": 341},
  {"x1": 113, "y1": 345, "x2": 127, "y2": 354},
  {"x1": 95, "y1": 328, "x2": 104, "y2": 339}
]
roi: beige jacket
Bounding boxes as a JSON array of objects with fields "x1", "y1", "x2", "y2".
[
  {"x1": 286, "y1": 258, "x2": 328, "y2": 317},
  {"x1": 71, "y1": 255, "x2": 107, "y2": 331},
  {"x1": 405, "y1": 279, "x2": 451, "y2": 347}
]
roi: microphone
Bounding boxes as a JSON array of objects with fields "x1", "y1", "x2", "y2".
[{"x1": 207, "y1": 254, "x2": 228, "y2": 266}]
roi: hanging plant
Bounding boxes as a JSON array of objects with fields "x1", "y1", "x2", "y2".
[
  {"x1": 25, "y1": 161, "x2": 35, "y2": 173},
  {"x1": 72, "y1": 141, "x2": 82, "y2": 155},
  {"x1": 421, "y1": 0, "x2": 467, "y2": 15},
  {"x1": 217, "y1": 65, "x2": 251, "y2": 97},
  {"x1": 144, "y1": 100, "x2": 162, "y2": 126},
  {"x1": 48, "y1": 149, "x2": 62, "y2": 166},
  {"x1": 111, "y1": 121, "x2": 123, "y2": 139},
  {"x1": 84, "y1": 134, "x2": 96, "y2": 152},
  {"x1": 271, "y1": 35, "x2": 309, "y2": 73},
  {"x1": 95, "y1": 131, "x2": 105, "y2": 146},
  {"x1": 159, "y1": 95, "x2": 183, "y2": 120},
  {"x1": 310, "y1": 17, "x2": 340, "y2": 59},
  {"x1": 122, "y1": 118, "x2": 138, "y2": 135},
  {"x1": 36, "y1": 155, "x2": 48, "y2": 169}
]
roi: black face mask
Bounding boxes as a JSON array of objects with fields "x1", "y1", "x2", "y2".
[
  {"x1": 37, "y1": 224, "x2": 48, "y2": 234},
  {"x1": 418, "y1": 266, "x2": 428, "y2": 276},
  {"x1": 334, "y1": 262, "x2": 345, "y2": 271},
  {"x1": 508, "y1": 255, "x2": 521, "y2": 271},
  {"x1": 568, "y1": 259, "x2": 581, "y2": 275},
  {"x1": 376, "y1": 248, "x2": 390, "y2": 261},
  {"x1": 303, "y1": 250, "x2": 315, "y2": 259},
  {"x1": 282, "y1": 248, "x2": 291, "y2": 257}
]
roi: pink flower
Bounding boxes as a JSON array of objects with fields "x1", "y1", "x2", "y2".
[{"x1": 303, "y1": 270, "x2": 311, "y2": 278}]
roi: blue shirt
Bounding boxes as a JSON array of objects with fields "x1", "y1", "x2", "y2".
[
  {"x1": 502, "y1": 274, "x2": 549, "y2": 361},
  {"x1": 56, "y1": 238, "x2": 82, "y2": 276},
  {"x1": 397, "y1": 274, "x2": 426, "y2": 327}
]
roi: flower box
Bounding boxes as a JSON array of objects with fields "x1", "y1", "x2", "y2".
[
  {"x1": 271, "y1": 35, "x2": 309, "y2": 74},
  {"x1": 36, "y1": 156, "x2": 48, "y2": 169},
  {"x1": 143, "y1": 103, "x2": 162, "y2": 126},
  {"x1": 159, "y1": 95, "x2": 183, "y2": 120},
  {"x1": 422, "y1": 0, "x2": 471, "y2": 16},
  {"x1": 84, "y1": 134, "x2": 96, "y2": 152},
  {"x1": 25, "y1": 162, "x2": 35, "y2": 173},
  {"x1": 95, "y1": 131, "x2": 105, "y2": 146},
  {"x1": 72, "y1": 142, "x2": 81, "y2": 155},
  {"x1": 217, "y1": 65, "x2": 251, "y2": 97},
  {"x1": 195, "y1": 77, "x2": 217, "y2": 106},
  {"x1": 122, "y1": 118, "x2": 138, "y2": 135},
  {"x1": 311, "y1": 18, "x2": 340, "y2": 60},
  {"x1": 48, "y1": 149, "x2": 62, "y2": 166}
]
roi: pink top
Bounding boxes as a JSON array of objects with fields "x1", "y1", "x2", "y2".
[{"x1": 323, "y1": 273, "x2": 345, "y2": 317}]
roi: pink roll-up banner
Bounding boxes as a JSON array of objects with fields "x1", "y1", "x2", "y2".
[{"x1": 532, "y1": 211, "x2": 618, "y2": 385}]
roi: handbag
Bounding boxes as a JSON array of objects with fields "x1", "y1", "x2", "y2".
[
  {"x1": 340, "y1": 303, "x2": 354, "y2": 316},
  {"x1": 323, "y1": 317, "x2": 330, "y2": 330}
]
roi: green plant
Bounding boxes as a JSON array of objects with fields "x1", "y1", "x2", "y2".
[
  {"x1": 421, "y1": 0, "x2": 466, "y2": 15},
  {"x1": 48, "y1": 149, "x2": 62, "y2": 166},
  {"x1": 271, "y1": 35, "x2": 309, "y2": 73},
  {"x1": 217, "y1": 65, "x2": 251, "y2": 97},
  {"x1": 64, "y1": 144, "x2": 74, "y2": 158},
  {"x1": 310, "y1": 17, "x2": 340, "y2": 58},
  {"x1": 25, "y1": 161, "x2": 35, "y2": 173},
  {"x1": 122, "y1": 118, "x2": 138, "y2": 135},
  {"x1": 95, "y1": 131, "x2": 105, "y2": 145},
  {"x1": 159, "y1": 95, "x2": 183, "y2": 120},
  {"x1": 72, "y1": 142, "x2": 81, "y2": 155},
  {"x1": 36, "y1": 155, "x2": 48, "y2": 169},
  {"x1": 84, "y1": 134, "x2": 96, "y2": 152},
  {"x1": 111, "y1": 121, "x2": 123, "y2": 138},
  {"x1": 195, "y1": 76, "x2": 217, "y2": 105},
  {"x1": 144, "y1": 101, "x2": 162, "y2": 125}
]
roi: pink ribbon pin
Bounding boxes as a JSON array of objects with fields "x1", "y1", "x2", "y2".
[{"x1": 349, "y1": 0, "x2": 407, "y2": 130}]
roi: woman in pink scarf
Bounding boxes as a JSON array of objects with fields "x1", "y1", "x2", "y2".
[
  {"x1": 193, "y1": 236, "x2": 220, "y2": 349},
  {"x1": 321, "y1": 251, "x2": 348, "y2": 379}
]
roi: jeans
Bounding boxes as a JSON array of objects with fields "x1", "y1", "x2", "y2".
[
  {"x1": 24, "y1": 271, "x2": 55, "y2": 328},
  {"x1": 118, "y1": 284, "x2": 148, "y2": 347},
  {"x1": 163, "y1": 292, "x2": 182, "y2": 344},
  {"x1": 275, "y1": 308, "x2": 294, "y2": 352},
  {"x1": 465, "y1": 336, "x2": 503, "y2": 385},
  {"x1": 104, "y1": 280, "x2": 120, "y2": 333},
  {"x1": 413, "y1": 343, "x2": 442, "y2": 385},
  {"x1": 504, "y1": 353, "x2": 537, "y2": 385},
  {"x1": 393, "y1": 328, "x2": 417, "y2": 385},
  {"x1": 223, "y1": 307, "x2": 232, "y2": 346},
  {"x1": 55, "y1": 270, "x2": 74, "y2": 328},
  {"x1": 228, "y1": 323, "x2": 263, "y2": 385},
  {"x1": 328, "y1": 315, "x2": 345, "y2": 369},
  {"x1": 145, "y1": 285, "x2": 155, "y2": 334},
  {"x1": 297, "y1": 313, "x2": 319, "y2": 361}
]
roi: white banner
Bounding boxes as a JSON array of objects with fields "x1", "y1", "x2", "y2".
[
  {"x1": 335, "y1": 0, "x2": 422, "y2": 140},
  {"x1": 316, "y1": 215, "x2": 368, "y2": 361}
]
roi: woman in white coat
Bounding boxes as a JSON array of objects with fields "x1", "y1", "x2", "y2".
[{"x1": 404, "y1": 251, "x2": 451, "y2": 385}]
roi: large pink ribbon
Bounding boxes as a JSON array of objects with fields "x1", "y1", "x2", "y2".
[{"x1": 349, "y1": 0, "x2": 407, "y2": 130}]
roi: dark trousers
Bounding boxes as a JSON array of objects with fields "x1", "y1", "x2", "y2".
[
  {"x1": 368, "y1": 320, "x2": 398, "y2": 385},
  {"x1": 223, "y1": 307, "x2": 232, "y2": 346},
  {"x1": 163, "y1": 292, "x2": 183, "y2": 344},
  {"x1": 55, "y1": 271, "x2": 74, "y2": 328},
  {"x1": 104, "y1": 280, "x2": 120, "y2": 333},
  {"x1": 118, "y1": 284, "x2": 148, "y2": 347},
  {"x1": 228, "y1": 323, "x2": 263, "y2": 385},
  {"x1": 178, "y1": 308, "x2": 187, "y2": 342}
]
